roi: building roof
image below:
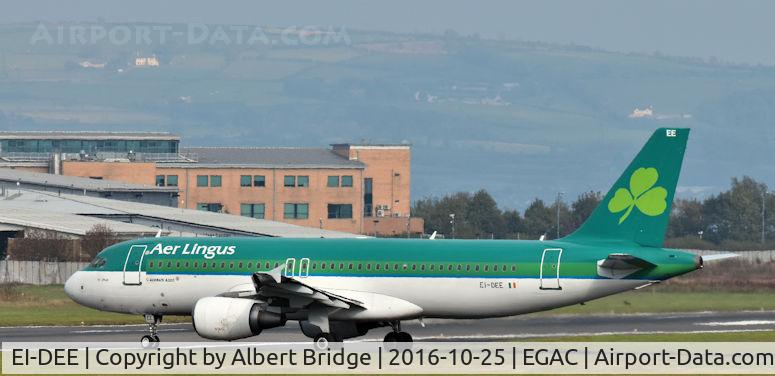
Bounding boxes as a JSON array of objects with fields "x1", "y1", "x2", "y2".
[
  {"x1": 0, "y1": 208, "x2": 162, "y2": 237},
  {"x1": 0, "y1": 189, "x2": 362, "y2": 238},
  {"x1": 331, "y1": 143, "x2": 411, "y2": 149},
  {"x1": 0, "y1": 131, "x2": 179, "y2": 141},
  {"x1": 0, "y1": 169, "x2": 177, "y2": 193},
  {"x1": 171, "y1": 147, "x2": 365, "y2": 169}
]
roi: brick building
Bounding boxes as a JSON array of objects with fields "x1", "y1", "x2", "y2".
[{"x1": 0, "y1": 131, "x2": 422, "y2": 235}]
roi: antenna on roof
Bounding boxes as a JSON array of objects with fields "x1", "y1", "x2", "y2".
[
  {"x1": 155, "y1": 229, "x2": 162, "y2": 238},
  {"x1": 429, "y1": 231, "x2": 437, "y2": 240}
]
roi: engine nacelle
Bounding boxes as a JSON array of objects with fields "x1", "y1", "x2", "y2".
[{"x1": 192, "y1": 297, "x2": 285, "y2": 340}]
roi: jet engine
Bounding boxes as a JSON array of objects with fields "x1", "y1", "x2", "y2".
[{"x1": 192, "y1": 297, "x2": 285, "y2": 340}]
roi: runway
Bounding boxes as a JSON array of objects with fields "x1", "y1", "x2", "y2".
[{"x1": 2, "y1": 311, "x2": 774, "y2": 343}]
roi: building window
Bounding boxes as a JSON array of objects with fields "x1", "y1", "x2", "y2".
[
  {"x1": 197, "y1": 175, "x2": 208, "y2": 187},
  {"x1": 284, "y1": 203, "x2": 309, "y2": 219},
  {"x1": 240, "y1": 175, "x2": 252, "y2": 187},
  {"x1": 166, "y1": 175, "x2": 178, "y2": 187},
  {"x1": 210, "y1": 175, "x2": 222, "y2": 187},
  {"x1": 254, "y1": 175, "x2": 266, "y2": 187},
  {"x1": 240, "y1": 203, "x2": 265, "y2": 219},
  {"x1": 328, "y1": 204, "x2": 353, "y2": 219},
  {"x1": 197, "y1": 203, "x2": 223, "y2": 212},
  {"x1": 341, "y1": 175, "x2": 353, "y2": 187},
  {"x1": 327, "y1": 176, "x2": 339, "y2": 187},
  {"x1": 155, "y1": 175, "x2": 165, "y2": 187},
  {"x1": 297, "y1": 176, "x2": 309, "y2": 187},
  {"x1": 284, "y1": 176, "x2": 296, "y2": 187},
  {"x1": 363, "y1": 178, "x2": 373, "y2": 217}
]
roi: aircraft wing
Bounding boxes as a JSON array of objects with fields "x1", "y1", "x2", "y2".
[
  {"x1": 219, "y1": 266, "x2": 423, "y2": 320},
  {"x1": 597, "y1": 253, "x2": 656, "y2": 279},
  {"x1": 250, "y1": 268, "x2": 366, "y2": 310}
]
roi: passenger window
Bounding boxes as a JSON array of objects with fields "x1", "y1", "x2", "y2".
[
  {"x1": 366, "y1": 264, "x2": 371, "y2": 270},
  {"x1": 211, "y1": 262, "x2": 216, "y2": 268},
  {"x1": 420, "y1": 264, "x2": 425, "y2": 271},
  {"x1": 466, "y1": 265, "x2": 471, "y2": 272},
  {"x1": 312, "y1": 263, "x2": 317, "y2": 270},
  {"x1": 457, "y1": 265, "x2": 461, "y2": 271},
  {"x1": 321, "y1": 263, "x2": 327, "y2": 270},
  {"x1": 484, "y1": 265, "x2": 488, "y2": 272},
  {"x1": 375, "y1": 264, "x2": 380, "y2": 270},
  {"x1": 475, "y1": 265, "x2": 480, "y2": 272},
  {"x1": 411, "y1": 264, "x2": 416, "y2": 271},
  {"x1": 429, "y1": 264, "x2": 434, "y2": 271},
  {"x1": 247, "y1": 262, "x2": 252, "y2": 269},
  {"x1": 339, "y1": 263, "x2": 344, "y2": 270},
  {"x1": 348, "y1": 263, "x2": 353, "y2": 270},
  {"x1": 194, "y1": 262, "x2": 198, "y2": 268},
  {"x1": 357, "y1": 264, "x2": 362, "y2": 270},
  {"x1": 512, "y1": 265, "x2": 517, "y2": 272},
  {"x1": 185, "y1": 262, "x2": 190, "y2": 268},
  {"x1": 167, "y1": 261, "x2": 172, "y2": 268},
  {"x1": 202, "y1": 262, "x2": 207, "y2": 269},
  {"x1": 402, "y1": 264, "x2": 408, "y2": 270},
  {"x1": 330, "y1": 262, "x2": 335, "y2": 269},
  {"x1": 448, "y1": 265, "x2": 453, "y2": 271},
  {"x1": 238, "y1": 262, "x2": 243, "y2": 269}
]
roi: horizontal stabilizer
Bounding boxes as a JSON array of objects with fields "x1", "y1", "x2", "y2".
[
  {"x1": 701, "y1": 253, "x2": 738, "y2": 262},
  {"x1": 597, "y1": 253, "x2": 656, "y2": 279}
]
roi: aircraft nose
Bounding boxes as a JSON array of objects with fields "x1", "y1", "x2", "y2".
[{"x1": 64, "y1": 272, "x2": 82, "y2": 301}]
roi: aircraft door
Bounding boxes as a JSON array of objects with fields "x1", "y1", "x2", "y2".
[
  {"x1": 298, "y1": 258, "x2": 310, "y2": 278},
  {"x1": 123, "y1": 245, "x2": 147, "y2": 285},
  {"x1": 284, "y1": 258, "x2": 296, "y2": 277},
  {"x1": 539, "y1": 248, "x2": 563, "y2": 290}
]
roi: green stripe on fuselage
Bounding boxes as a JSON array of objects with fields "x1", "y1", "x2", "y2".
[{"x1": 84, "y1": 237, "x2": 698, "y2": 281}]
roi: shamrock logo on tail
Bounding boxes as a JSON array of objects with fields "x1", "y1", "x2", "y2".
[{"x1": 607, "y1": 167, "x2": 668, "y2": 224}]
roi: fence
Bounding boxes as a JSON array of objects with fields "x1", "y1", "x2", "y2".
[{"x1": 0, "y1": 260, "x2": 88, "y2": 285}]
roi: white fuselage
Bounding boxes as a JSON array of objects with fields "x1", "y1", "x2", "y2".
[{"x1": 65, "y1": 270, "x2": 649, "y2": 320}]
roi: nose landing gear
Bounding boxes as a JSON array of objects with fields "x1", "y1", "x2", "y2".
[
  {"x1": 141, "y1": 314, "x2": 162, "y2": 348},
  {"x1": 383, "y1": 321, "x2": 412, "y2": 343}
]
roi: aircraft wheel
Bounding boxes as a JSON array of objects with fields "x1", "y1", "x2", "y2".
[
  {"x1": 152, "y1": 335, "x2": 160, "y2": 343},
  {"x1": 141, "y1": 335, "x2": 155, "y2": 348},
  {"x1": 383, "y1": 331, "x2": 398, "y2": 342},
  {"x1": 397, "y1": 332, "x2": 413, "y2": 342}
]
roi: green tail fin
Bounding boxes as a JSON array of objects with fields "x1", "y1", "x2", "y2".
[{"x1": 563, "y1": 128, "x2": 689, "y2": 247}]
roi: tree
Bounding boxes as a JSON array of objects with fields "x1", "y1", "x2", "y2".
[
  {"x1": 668, "y1": 199, "x2": 704, "y2": 239},
  {"x1": 466, "y1": 190, "x2": 505, "y2": 238},
  {"x1": 570, "y1": 191, "x2": 602, "y2": 230},
  {"x1": 81, "y1": 224, "x2": 120, "y2": 260},
  {"x1": 502, "y1": 209, "x2": 524, "y2": 239},
  {"x1": 523, "y1": 199, "x2": 553, "y2": 239},
  {"x1": 703, "y1": 176, "x2": 766, "y2": 243}
]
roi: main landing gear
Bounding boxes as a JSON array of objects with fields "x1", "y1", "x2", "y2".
[
  {"x1": 141, "y1": 314, "x2": 162, "y2": 348},
  {"x1": 383, "y1": 321, "x2": 412, "y2": 343}
]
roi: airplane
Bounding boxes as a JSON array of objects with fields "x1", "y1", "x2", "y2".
[{"x1": 64, "y1": 127, "x2": 732, "y2": 349}]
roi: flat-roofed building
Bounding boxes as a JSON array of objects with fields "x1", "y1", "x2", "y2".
[{"x1": 0, "y1": 132, "x2": 422, "y2": 235}]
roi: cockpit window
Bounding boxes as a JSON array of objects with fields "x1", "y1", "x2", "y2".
[{"x1": 90, "y1": 257, "x2": 106, "y2": 268}]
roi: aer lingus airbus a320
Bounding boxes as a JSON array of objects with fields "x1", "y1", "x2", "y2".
[{"x1": 65, "y1": 128, "x2": 732, "y2": 348}]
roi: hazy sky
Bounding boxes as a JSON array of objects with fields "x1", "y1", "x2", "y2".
[{"x1": 3, "y1": 0, "x2": 775, "y2": 65}]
